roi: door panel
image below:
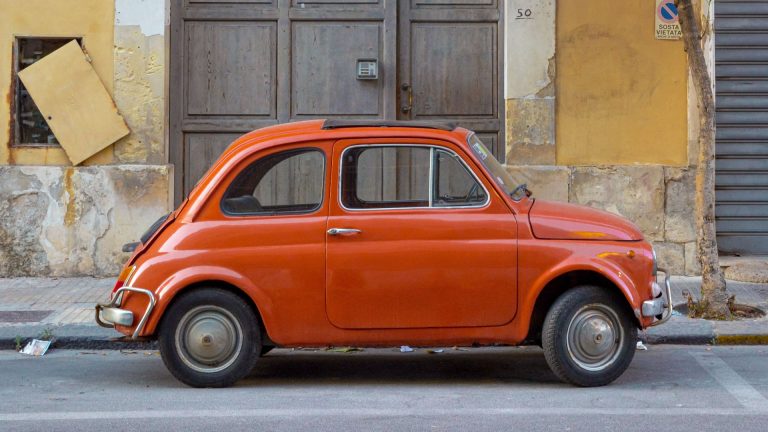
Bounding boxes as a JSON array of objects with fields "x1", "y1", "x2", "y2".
[
  {"x1": 410, "y1": 23, "x2": 495, "y2": 116},
  {"x1": 292, "y1": 22, "x2": 383, "y2": 117},
  {"x1": 326, "y1": 140, "x2": 517, "y2": 329},
  {"x1": 186, "y1": 22, "x2": 276, "y2": 116}
]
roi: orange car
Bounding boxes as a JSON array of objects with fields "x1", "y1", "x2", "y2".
[{"x1": 96, "y1": 120, "x2": 671, "y2": 388}]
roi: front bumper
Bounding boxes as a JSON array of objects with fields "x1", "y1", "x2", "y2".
[
  {"x1": 642, "y1": 267, "x2": 672, "y2": 326},
  {"x1": 95, "y1": 287, "x2": 157, "y2": 339}
]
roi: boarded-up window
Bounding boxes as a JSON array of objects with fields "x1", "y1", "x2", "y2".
[
  {"x1": 17, "y1": 40, "x2": 129, "y2": 165},
  {"x1": 12, "y1": 38, "x2": 80, "y2": 146}
]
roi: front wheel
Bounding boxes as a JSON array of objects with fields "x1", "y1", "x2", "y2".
[
  {"x1": 159, "y1": 288, "x2": 261, "y2": 388},
  {"x1": 542, "y1": 286, "x2": 637, "y2": 387}
]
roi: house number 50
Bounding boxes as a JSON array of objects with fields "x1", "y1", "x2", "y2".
[{"x1": 516, "y1": 8, "x2": 533, "y2": 19}]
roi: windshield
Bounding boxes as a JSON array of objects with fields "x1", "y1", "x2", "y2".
[{"x1": 467, "y1": 134, "x2": 528, "y2": 201}]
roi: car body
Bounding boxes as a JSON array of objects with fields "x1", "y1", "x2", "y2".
[{"x1": 96, "y1": 119, "x2": 671, "y2": 387}]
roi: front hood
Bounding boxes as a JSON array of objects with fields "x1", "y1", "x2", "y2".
[{"x1": 528, "y1": 200, "x2": 643, "y2": 241}]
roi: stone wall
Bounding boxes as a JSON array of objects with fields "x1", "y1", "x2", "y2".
[
  {"x1": 0, "y1": 165, "x2": 171, "y2": 277},
  {"x1": 506, "y1": 165, "x2": 699, "y2": 276}
]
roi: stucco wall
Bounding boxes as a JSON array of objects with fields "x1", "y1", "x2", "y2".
[
  {"x1": 0, "y1": 0, "x2": 171, "y2": 277},
  {"x1": 113, "y1": 0, "x2": 167, "y2": 164},
  {"x1": 556, "y1": 0, "x2": 688, "y2": 166},
  {"x1": 503, "y1": 0, "x2": 701, "y2": 275}
]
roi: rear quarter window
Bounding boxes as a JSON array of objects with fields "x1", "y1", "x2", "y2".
[{"x1": 221, "y1": 148, "x2": 325, "y2": 215}]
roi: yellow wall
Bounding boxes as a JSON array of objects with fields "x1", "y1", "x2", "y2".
[
  {"x1": 0, "y1": 0, "x2": 114, "y2": 165},
  {"x1": 556, "y1": 0, "x2": 688, "y2": 166}
]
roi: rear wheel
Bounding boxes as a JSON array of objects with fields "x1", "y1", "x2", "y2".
[
  {"x1": 159, "y1": 288, "x2": 261, "y2": 387},
  {"x1": 542, "y1": 286, "x2": 637, "y2": 387}
]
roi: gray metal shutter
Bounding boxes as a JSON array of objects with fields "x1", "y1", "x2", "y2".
[{"x1": 715, "y1": 0, "x2": 768, "y2": 255}]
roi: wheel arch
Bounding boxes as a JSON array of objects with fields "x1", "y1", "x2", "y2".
[
  {"x1": 524, "y1": 269, "x2": 640, "y2": 345},
  {"x1": 156, "y1": 280, "x2": 272, "y2": 342},
  {"x1": 141, "y1": 267, "x2": 274, "y2": 345}
]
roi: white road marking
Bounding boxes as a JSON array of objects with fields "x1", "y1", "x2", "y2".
[
  {"x1": 690, "y1": 350, "x2": 768, "y2": 410},
  {"x1": 1, "y1": 407, "x2": 768, "y2": 422}
]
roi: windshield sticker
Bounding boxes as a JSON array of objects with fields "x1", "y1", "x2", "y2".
[{"x1": 472, "y1": 143, "x2": 488, "y2": 160}]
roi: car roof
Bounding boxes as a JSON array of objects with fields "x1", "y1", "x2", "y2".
[
  {"x1": 321, "y1": 119, "x2": 457, "y2": 131},
  {"x1": 223, "y1": 119, "x2": 472, "y2": 157}
]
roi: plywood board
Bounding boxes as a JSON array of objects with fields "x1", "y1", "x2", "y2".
[{"x1": 18, "y1": 40, "x2": 129, "y2": 165}]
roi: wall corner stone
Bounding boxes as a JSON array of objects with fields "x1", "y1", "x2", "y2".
[
  {"x1": 506, "y1": 165, "x2": 570, "y2": 202},
  {"x1": 504, "y1": 0, "x2": 555, "y2": 165},
  {"x1": 653, "y1": 241, "x2": 686, "y2": 276},
  {"x1": 684, "y1": 241, "x2": 701, "y2": 276},
  {"x1": 663, "y1": 167, "x2": 696, "y2": 243},
  {"x1": 569, "y1": 166, "x2": 665, "y2": 241}
]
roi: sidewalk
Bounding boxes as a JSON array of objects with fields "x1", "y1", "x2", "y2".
[
  {"x1": 644, "y1": 276, "x2": 768, "y2": 344},
  {"x1": 1, "y1": 276, "x2": 767, "y2": 349},
  {"x1": 0, "y1": 277, "x2": 147, "y2": 349}
]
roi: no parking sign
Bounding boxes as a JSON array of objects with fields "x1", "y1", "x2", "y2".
[{"x1": 655, "y1": 0, "x2": 682, "y2": 40}]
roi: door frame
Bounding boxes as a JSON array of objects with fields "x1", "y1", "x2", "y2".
[{"x1": 168, "y1": 0, "x2": 505, "y2": 205}]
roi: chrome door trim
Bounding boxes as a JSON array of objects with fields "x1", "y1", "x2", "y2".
[{"x1": 336, "y1": 143, "x2": 491, "y2": 213}]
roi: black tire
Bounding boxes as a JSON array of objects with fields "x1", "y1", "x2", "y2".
[
  {"x1": 159, "y1": 288, "x2": 261, "y2": 388},
  {"x1": 542, "y1": 285, "x2": 637, "y2": 387}
]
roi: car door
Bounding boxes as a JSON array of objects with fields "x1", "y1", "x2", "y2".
[
  {"x1": 206, "y1": 143, "x2": 330, "y2": 337},
  {"x1": 326, "y1": 138, "x2": 517, "y2": 329}
]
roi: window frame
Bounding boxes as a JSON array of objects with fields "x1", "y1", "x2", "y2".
[
  {"x1": 220, "y1": 147, "x2": 327, "y2": 217},
  {"x1": 338, "y1": 144, "x2": 491, "y2": 212},
  {"x1": 11, "y1": 36, "x2": 83, "y2": 148}
]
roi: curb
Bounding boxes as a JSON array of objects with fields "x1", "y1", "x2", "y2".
[
  {"x1": 714, "y1": 334, "x2": 768, "y2": 345},
  {"x1": 643, "y1": 333, "x2": 715, "y2": 345},
  {"x1": 5, "y1": 335, "x2": 767, "y2": 350},
  {"x1": 1, "y1": 336, "x2": 157, "y2": 351}
]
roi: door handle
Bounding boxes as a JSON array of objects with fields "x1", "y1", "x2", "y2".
[
  {"x1": 401, "y1": 83, "x2": 413, "y2": 113},
  {"x1": 327, "y1": 228, "x2": 362, "y2": 236}
]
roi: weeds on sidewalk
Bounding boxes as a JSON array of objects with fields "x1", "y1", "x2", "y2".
[{"x1": 38, "y1": 327, "x2": 54, "y2": 341}]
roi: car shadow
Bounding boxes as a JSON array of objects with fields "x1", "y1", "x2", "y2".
[{"x1": 243, "y1": 347, "x2": 562, "y2": 386}]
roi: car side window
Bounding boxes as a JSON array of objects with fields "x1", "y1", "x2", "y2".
[
  {"x1": 222, "y1": 148, "x2": 325, "y2": 215},
  {"x1": 342, "y1": 146, "x2": 430, "y2": 209},
  {"x1": 341, "y1": 145, "x2": 487, "y2": 210},
  {"x1": 433, "y1": 149, "x2": 488, "y2": 207}
]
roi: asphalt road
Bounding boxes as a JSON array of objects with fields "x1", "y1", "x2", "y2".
[{"x1": 1, "y1": 345, "x2": 768, "y2": 431}]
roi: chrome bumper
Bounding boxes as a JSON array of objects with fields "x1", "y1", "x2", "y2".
[
  {"x1": 642, "y1": 267, "x2": 672, "y2": 327},
  {"x1": 95, "y1": 287, "x2": 157, "y2": 339}
]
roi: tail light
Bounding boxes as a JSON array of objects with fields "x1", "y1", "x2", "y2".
[{"x1": 112, "y1": 265, "x2": 136, "y2": 293}]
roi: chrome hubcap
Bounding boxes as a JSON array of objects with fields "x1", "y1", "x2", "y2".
[
  {"x1": 175, "y1": 305, "x2": 242, "y2": 373},
  {"x1": 566, "y1": 305, "x2": 623, "y2": 371}
]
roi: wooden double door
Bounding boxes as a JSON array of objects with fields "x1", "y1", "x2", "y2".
[{"x1": 170, "y1": 0, "x2": 504, "y2": 202}]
